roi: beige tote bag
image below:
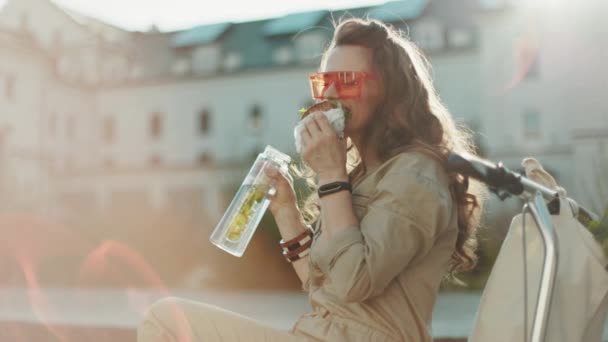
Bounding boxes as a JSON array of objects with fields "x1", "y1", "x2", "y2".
[{"x1": 469, "y1": 197, "x2": 608, "y2": 342}]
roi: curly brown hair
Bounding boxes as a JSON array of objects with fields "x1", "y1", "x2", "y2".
[{"x1": 294, "y1": 18, "x2": 486, "y2": 277}]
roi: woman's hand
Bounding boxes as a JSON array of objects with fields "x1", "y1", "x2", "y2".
[
  {"x1": 299, "y1": 111, "x2": 348, "y2": 182},
  {"x1": 264, "y1": 165, "x2": 298, "y2": 215},
  {"x1": 264, "y1": 165, "x2": 308, "y2": 244}
]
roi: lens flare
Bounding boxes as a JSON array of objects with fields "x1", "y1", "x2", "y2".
[
  {"x1": 502, "y1": 29, "x2": 540, "y2": 93},
  {"x1": 0, "y1": 213, "x2": 193, "y2": 342}
]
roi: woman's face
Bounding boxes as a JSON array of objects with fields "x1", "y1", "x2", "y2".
[{"x1": 320, "y1": 45, "x2": 383, "y2": 139}]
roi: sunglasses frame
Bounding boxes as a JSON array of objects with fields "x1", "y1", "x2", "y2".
[{"x1": 308, "y1": 71, "x2": 377, "y2": 100}]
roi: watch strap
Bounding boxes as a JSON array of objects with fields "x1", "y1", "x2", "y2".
[{"x1": 318, "y1": 181, "x2": 352, "y2": 198}]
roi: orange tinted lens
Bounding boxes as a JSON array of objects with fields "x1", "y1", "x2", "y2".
[
  {"x1": 336, "y1": 86, "x2": 360, "y2": 99},
  {"x1": 309, "y1": 77, "x2": 327, "y2": 99},
  {"x1": 309, "y1": 72, "x2": 365, "y2": 99},
  {"x1": 336, "y1": 72, "x2": 362, "y2": 99},
  {"x1": 309, "y1": 73, "x2": 336, "y2": 99}
]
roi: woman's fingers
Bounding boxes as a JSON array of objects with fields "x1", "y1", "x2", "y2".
[
  {"x1": 301, "y1": 112, "x2": 337, "y2": 154},
  {"x1": 304, "y1": 113, "x2": 322, "y2": 139},
  {"x1": 311, "y1": 111, "x2": 334, "y2": 135},
  {"x1": 297, "y1": 119, "x2": 311, "y2": 145},
  {"x1": 264, "y1": 165, "x2": 294, "y2": 192},
  {"x1": 265, "y1": 165, "x2": 286, "y2": 183},
  {"x1": 264, "y1": 166, "x2": 297, "y2": 213}
]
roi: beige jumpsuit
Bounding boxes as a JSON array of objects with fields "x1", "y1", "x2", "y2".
[{"x1": 138, "y1": 151, "x2": 459, "y2": 342}]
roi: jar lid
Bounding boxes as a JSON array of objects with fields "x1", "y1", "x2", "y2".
[{"x1": 263, "y1": 145, "x2": 291, "y2": 165}]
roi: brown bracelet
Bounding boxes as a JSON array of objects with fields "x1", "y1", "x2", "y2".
[
  {"x1": 284, "y1": 240, "x2": 312, "y2": 263},
  {"x1": 283, "y1": 238, "x2": 313, "y2": 259},
  {"x1": 279, "y1": 226, "x2": 313, "y2": 249},
  {"x1": 282, "y1": 232, "x2": 312, "y2": 253}
]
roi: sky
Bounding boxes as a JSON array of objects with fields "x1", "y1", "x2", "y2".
[{"x1": 0, "y1": 0, "x2": 390, "y2": 32}]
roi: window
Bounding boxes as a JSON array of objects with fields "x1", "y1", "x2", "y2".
[
  {"x1": 192, "y1": 45, "x2": 220, "y2": 74},
  {"x1": 198, "y1": 151, "x2": 212, "y2": 165},
  {"x1": 103, "y1": 57, "x2": 128, "y2": 82},
  {"x1": 52, "y1": 30, "x2": 62, "y2": 47},
  {"x1": 223, "y1": 52, "x2": 242, "y2": 72},
  {"x1": 148, "y1": 154, "x2": 162, "y2": 166},
  {"x1": 249, "y1": 104, "x2": 263, "y2": 130},
  {"x1": 5, "y1": 75, "x2": 15, "y2": 101},
  {"x1": 149, "y1": 112, "x2": 162, "y2": 139},
  {"x1": 295, "y1": 33, "x2": 326, "y2": 63},
  {"x1": 412, "y1": 20, "x2": 444, "y2": 52},
  {"x1": 56, "y1": 55, "x2": 83, "y2": 81},
  {"x1": 171, "y1": 58, "x2": 191, "y2": 75},
  {"x1": 448, "y1": 28, "x2": 474, "y2": 49},
  {"x1": 57, "y1": 55, "x2": 73, "y2": 77},
  {"x1": 103, "y1": 117, "x2": 115, "y2": 144},
  {"x1": 20, "y1": 13, "x2": 29, "y2": 31},
  {"x1": 523, "y1": 109, "x2": 541, "y2": 140},
  {"x1": 273, "y1": 46, "x2": 293, "y2": 65},
  {"x1": 199, "y1": 109, "x2": 211, "y2": 135}
]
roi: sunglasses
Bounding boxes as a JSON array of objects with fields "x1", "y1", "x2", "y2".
[{"x1": 309, "y1": 71, "x2": 377, "y2": 100}]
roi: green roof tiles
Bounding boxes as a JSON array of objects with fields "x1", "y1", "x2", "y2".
[
  {"x1": 129, "y1": 1, "x2": 477, "y2": 78},
  {"x1": 173, "y1": 22, "x2": 232, "y2": 47},
  {"x1": 368, "y1": 0, "x2": 428, "y2": 23},
  {"x1": 263, "y1": 10, "x2": 328, "y2": 37},
  {"x1": 221, "y1": 20, "x2": 276, "y2": 69}
]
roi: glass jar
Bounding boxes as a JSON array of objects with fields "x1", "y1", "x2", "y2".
[{"x1": 210, "y1": 145, "x2": 291, "y2": 257}]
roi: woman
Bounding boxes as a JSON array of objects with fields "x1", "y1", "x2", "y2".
[{"x1": 138, "y1": 18, "x2": 484, "y2": 342}]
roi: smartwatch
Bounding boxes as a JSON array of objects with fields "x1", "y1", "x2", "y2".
[{"x1": 318, "y1": 181, "x2": 352, "y2": 198}]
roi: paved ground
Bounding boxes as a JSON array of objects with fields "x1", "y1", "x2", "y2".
[
  {"x1": 0, "y1": 287, "x2": 477, "y2": 337},
  {"x1": 0, "y1": 287, "x2": 605, "y2": 341}
]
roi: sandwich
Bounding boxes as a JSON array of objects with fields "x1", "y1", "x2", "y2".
[{"x1": 294, "y1": 100, "x2": 351, "y2": 154}]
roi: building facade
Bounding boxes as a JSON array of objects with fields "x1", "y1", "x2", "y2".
[
  {"x1": 0, "y1": 0, "x2": 605, "y2": 222},
  {"x1": 477, "y1": 0, "x2": 608, "y2": 211}
]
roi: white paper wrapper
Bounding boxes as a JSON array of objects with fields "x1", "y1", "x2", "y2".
[{"x1": 294, "y1": 107, "x2": 345, "y2": 154}]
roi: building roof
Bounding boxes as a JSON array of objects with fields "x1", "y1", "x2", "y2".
[
  {"x1": 60, "y1": 6, "x2": 129, "y2": 35},
  {"x1": 172, "y1": 22, "x2": 232, "y2": 47},
  {"x1": 3, "y1": 0, "x2": 482, "y2": 85},
  {"x1": 222, "y1": 20, "x2": 278, "y2": 69},
  {"x1": 262, "y1": 10, "x2": 328, "y2": 37},
  {"x1": 368, "y1": 0, "x2": 428, "y2": 22}
]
